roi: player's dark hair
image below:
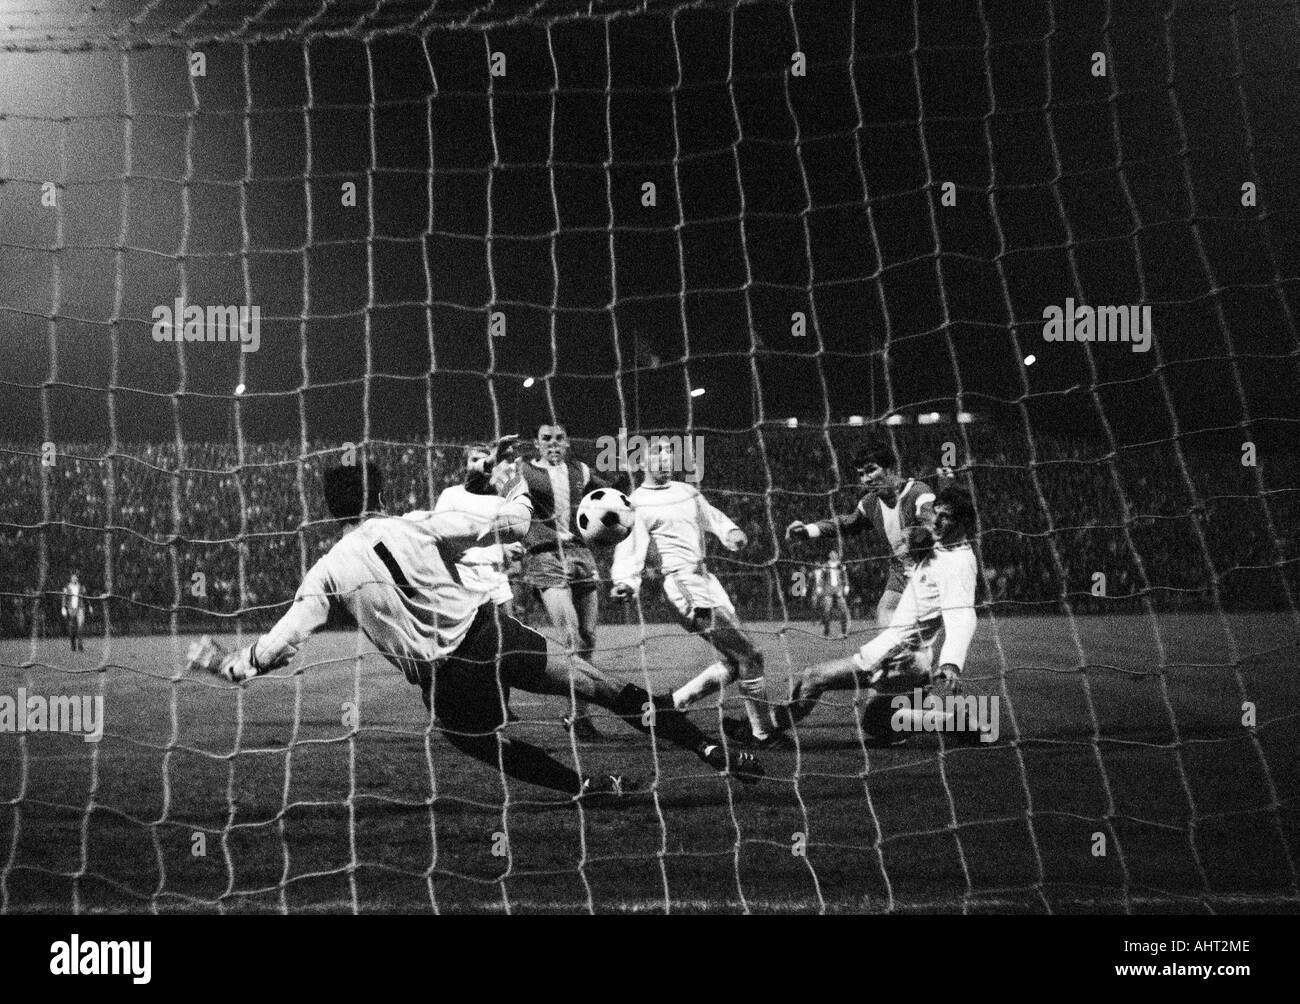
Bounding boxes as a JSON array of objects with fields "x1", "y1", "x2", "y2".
[
  {"x1": 535, "y1": 421, "x2": 568, "y2": 438},
  {"x1": 935, "y1": 485, "x2": 976, "y2": 532},
  {"x1": 323, "y1": 462, "x2": 384, "y2": 522},
  {"x1": 853, "y1": 443, "x2": 896, "y2": 472}
]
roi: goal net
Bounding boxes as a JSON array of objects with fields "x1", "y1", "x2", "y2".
[{"x1": 1, "y1": 0, "x2": 1297, "y2": 913}]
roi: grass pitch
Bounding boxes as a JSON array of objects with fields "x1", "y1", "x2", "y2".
[{"x1": 2, "y1": 613, "x2": 1298, "y2": 913}]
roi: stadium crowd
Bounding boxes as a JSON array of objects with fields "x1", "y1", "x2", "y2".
[{"x1": 1, "y1": 426, "x2": 1294, "y2": 636}]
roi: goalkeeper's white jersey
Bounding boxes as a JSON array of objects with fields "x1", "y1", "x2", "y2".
[
  {"x1": 612, "y1": 480, "x2": 739, "y2": 590},
  {"x1": 253, "y1": 496, "x2": 531, "y2": 684},
  {"x1": 431, "y1": 484, "x2": 510, "y2": 597}
]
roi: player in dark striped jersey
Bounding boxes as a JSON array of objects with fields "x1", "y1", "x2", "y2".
[
  {"x1": 813, "y1": 551, "x2": 851, "y2": 638},
  {"x1": 187, "y1": 460, "x2": 763, "y2": 799},
  {"x1": 517, "y1": 422, "x2": 612, "y2": 741},
  {"x1": 787, "y1": 443, "x2": 935, "y2": 627}
]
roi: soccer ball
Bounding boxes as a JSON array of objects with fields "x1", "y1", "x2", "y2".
[{"x1": 576, "y1": 489, "x2": 635, "y2": 547}]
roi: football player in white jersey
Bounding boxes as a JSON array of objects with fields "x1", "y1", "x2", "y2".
[
  {"x1": 432, "y1": 441, "x2": 526, "y2": 721},
  {"x1": 187, "y1": 460, "x2": 763, "y2": 798},
  {"x1": 610, "y1": 440, "x2": 783, "y2": 749},
  {"x1": 786, "y1": 443, "x2": 934, "y2": 626},
  {"x1": 779, "y1": 486, "x2": 987, "y2": 745},
  {"x1": 433, "y1": 441, "x2": 523, "y2": 613},
  {"x1": 62, "y1": 572, "x2": 87, "y2": 651}
]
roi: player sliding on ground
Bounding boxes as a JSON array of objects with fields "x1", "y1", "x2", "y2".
[
  {"x1": 778, "y1": 486, "x2": 990, "y2": 746},
  {"x1": 187, "y1": 459, "x2": 764, "y2": 799},
  {"x1": 786, "y1": 442, "x2": 934, "y2": 627},
  {"x1": 610, "y1": 440, "x2": 784, "y2": 749}
]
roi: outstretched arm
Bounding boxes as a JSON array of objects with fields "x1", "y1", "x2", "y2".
[
  {"x1": 415, "y1": 482, "x2": 534, "y2": 557},
  {"x1": 698, "y1": 491, "x2": 746, "y2": 550},
  {"x1": 189, "y1": 562, "x2": 333, "y2": 683},
  {"x1": 787, "y1": 497, "x2": 873, "y2": 541}
]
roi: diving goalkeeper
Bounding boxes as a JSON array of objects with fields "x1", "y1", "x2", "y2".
[{"x1": 187, "y1": 457, "x2": 763, "y2": 799}]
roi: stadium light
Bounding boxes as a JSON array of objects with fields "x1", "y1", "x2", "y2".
[
  {"x1": 884, "y1": 414, "x2": 906, "y2": 426},
  {"x1": 522, "y1": 376, "x2": 535, "y2": 388},
  {"x1": 957, "y1": 411, "x2": 975, "y2": 424},
  {"x1": 918, "y1": 411, "x2": 941, "y2": 426},
  {"x1": 690, "y1": 387, "x2": 706, "y2": 398},
  {"x1": 847, "y1": 415, "x2": 865, "y2": 426},
  {"x1": 234, "y1": 383, "x2": 246, "y2": 396},
  {"x1": 1024, "y1": 354, "x2": 1036, "y2": 366}
]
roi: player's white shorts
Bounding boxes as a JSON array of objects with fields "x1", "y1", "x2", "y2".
[
  {"x1": 664, "y1": 569, "x2": 736, "y2": 619},
  {"x1": 853, "y1": 615, "x2": 941, "y2": 689},
  {"x1": 457, "y1": 564, "x2": 513, "y2": 608}
]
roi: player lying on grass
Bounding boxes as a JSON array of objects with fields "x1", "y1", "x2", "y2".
[
  {"x1": 187, "y1": 459, "x2": 763, "y2": 799},
  {"x1": 778, "y1": 486, "x2": 990, "y2": 746},
  {"x1": 609, "y1": 440, "x2": 784, "y2": 749},
  {"x1": 786, "y1": 442, "x2": 934, "y2": 627}
]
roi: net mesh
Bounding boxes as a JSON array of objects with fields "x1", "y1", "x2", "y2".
[{"x1": 1, "y1": 0, "x2": 1298, "y2": 913}]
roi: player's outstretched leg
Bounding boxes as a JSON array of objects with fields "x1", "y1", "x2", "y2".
[
  {"x1": 778, "y1": 624, "x2": 919, "y2": 731},
  {"x1": 675, "y1": 607, "x2": 782, "y2": 749},
  {"x1": 776, "y1": 654, "x2": 861, "y2": 728},
  {"x1": 421, "y1": 682, "x2": 633, "y2": 801},
  {"x1": 549, "y1": 649, "x2": 764, "y2": 784},
  {"x1": 539, "y1": 585, "x2": 602, "y2": 742}
]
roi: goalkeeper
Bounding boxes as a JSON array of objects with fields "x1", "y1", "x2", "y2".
[
  {"x1": 777, "y1": 486, "x2": 988, "y2": 745},
  {"x1": 187, "y1": 454, "x2": 763, "y2": 799}
]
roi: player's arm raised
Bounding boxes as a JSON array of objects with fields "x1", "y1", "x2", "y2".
[
  {"x1": 913, "y1": 481, "x2": 937, "y2": 528},
  {"x1": 423, "y1": 474, "x2": 534, "y2": 552}
]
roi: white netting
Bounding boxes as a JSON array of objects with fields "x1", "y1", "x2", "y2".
[{"x1": 1, "y1": 0, "x2": 1298, "y2": 913}]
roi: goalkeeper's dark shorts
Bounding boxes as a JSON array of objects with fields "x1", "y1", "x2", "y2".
[{"x1": 419, "y1": 603, "x2": 549, "y2": 735}]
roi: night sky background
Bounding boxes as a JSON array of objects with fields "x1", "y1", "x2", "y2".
[{"x1": 1, "y1": 0, "x2": 1298, "y2": 453}]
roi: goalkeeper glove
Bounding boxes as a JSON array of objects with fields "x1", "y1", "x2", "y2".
[{"x1": 186, "y1": 635, "x2": 265, "y2": 684}]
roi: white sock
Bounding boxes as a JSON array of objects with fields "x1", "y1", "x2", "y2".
[
  {"x1": 673, "y1": 662, "x2": 732, "y2": 710},
  {"x1": 738, "y1": 677, "x2": 773, "y2": 740}
]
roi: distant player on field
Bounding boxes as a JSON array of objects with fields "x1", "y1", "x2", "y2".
[
  {"x1": 518, "y1": 422, "x2": 611, "y2": 742},
  {"x1": 610, "y1": 439, "x2": 782, "y2": 749},
  {"x1": 813, "y1": 551, "x2": 851, "y2": 638},
  {"x1": 786, "y1": 443, "x2": 934, "y2": 626},
  {"x1": 187, "y1": 461, "x2": 763, "y2": 798},
  {"x1": 779, "y1": 486, "x2": 987, "y2": 745},
  {"x1": 62, "y1": 572, "x2": 86, "y2": 652}
]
